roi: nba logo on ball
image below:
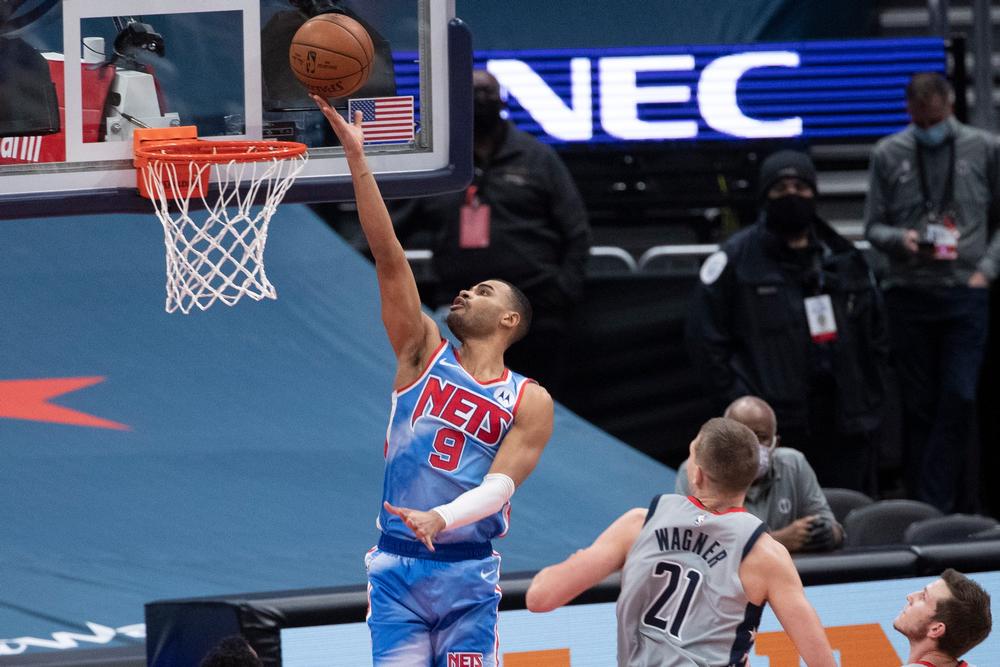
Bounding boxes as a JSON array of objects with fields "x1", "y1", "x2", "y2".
[{"x1": 447, "y1": 653, "x2": 483, "y2": 667}]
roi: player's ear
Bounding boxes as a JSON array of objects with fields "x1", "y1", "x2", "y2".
[
  {"x1": 691, "y1": 464, "x2": 705, "y2": 489},
  {"x1": 927, "y1": 619, "x2": 947, "y2": 640},
  {"x1": 500, "y1": 310, "x2": 520, "y2": 332}
]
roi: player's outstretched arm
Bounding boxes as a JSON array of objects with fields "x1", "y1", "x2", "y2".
[
  {"x1": 526, "y1": 508, "x2": 645, "y2": 612},
  {"x1": 749, "y1": 535, "x2": 837, "y2": 667},
  {"x1": 313, "y1": 96, "x2": 438, "y2": 380}
]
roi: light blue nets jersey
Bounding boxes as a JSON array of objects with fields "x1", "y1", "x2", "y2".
[{"x1": 377, "y1": 341, "x2": 533, "y2": 545}]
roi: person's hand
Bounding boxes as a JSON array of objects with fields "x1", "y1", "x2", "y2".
[
  {"x1": 770, "y1": 516, "x2": 816, "y2": 553},
  {"x1": 383, "y1": 501, "x2": 446, "y2": 551},
  {"x1": 801, "y1": 515, "x2": 841, "y2": 552},
  {"x1": 902, "y1": 229, "x2": 921, "y2": 255},
  {"x1": 969, "y1": 271, "x2": 990, "y2": 289},
  {"x1": 311, "y1": 94, "x2": 365, "y2": 159}
]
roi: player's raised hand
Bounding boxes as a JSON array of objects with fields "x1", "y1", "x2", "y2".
[
  {"x1": 383, "y1": 501, "x2": 446, "y2": 551},
  {"x1": 311, "y1": 94, "x2": 365, "y2": 158}
]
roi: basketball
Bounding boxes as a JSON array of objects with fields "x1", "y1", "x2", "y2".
[{"x1": 289, "y1": 14, "x2": 374, "y2": 99}]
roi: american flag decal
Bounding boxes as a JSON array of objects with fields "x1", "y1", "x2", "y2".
[{"x1": 348, "y1": 96, "x2": 415, "y2": 144}]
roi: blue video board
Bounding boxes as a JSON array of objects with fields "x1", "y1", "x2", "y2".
[{"x1": 395, "y1": 38, "x2": 946, "y2": 144}]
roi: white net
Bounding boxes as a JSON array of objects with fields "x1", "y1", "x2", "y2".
[{"x1": 141, "y1": 151, "x2": 307, "y2": 314}]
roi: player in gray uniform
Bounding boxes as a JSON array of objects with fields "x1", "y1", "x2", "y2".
[{"x1": 527, "y1": 418, "x2": 835, "y2": 667}]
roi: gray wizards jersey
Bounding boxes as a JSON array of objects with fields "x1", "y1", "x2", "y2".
[{"x1": 616, "y1": 494, "x2": 768, "y2": 667}]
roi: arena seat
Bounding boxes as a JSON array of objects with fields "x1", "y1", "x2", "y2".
[
  {"x1": 822, "y1": 487, "x2": 875, "y2": 525},
  {"x1": 903, "y1": 514, "x2": 1000, "y2": 545},
  {"x1": 587, "y1": 246, "x2": 638, "y2": 275},
  {"x1": 972, "y1": 525, "x2": 1000, "y2": 541},
  {"x1": 843, "y1": 500, "x2": 943, "y2": 547}
]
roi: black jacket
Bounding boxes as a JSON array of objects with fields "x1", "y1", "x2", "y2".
[
  {"x1": 392, "y1": 122, "x2": 591, "y2": 328},
  {"x1": 686, "y1": 217, "x2": 889, "y2": 435}
]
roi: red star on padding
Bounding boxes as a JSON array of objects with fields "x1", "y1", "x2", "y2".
[{"x1": 0, "y1": 377, "x2": 129, "y2": 430}]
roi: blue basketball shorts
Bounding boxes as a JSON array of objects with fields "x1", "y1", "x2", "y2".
[{"x1": 365, "y1": 546, "x2": 502, "y2": 667}]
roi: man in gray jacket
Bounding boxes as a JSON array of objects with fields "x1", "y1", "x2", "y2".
[
  {"x1": 864, "y1": 72, "x2": 1000, "y2": 512},
  {"x1": 675, "y1": 396, "x2": 843, "y2": 553}
]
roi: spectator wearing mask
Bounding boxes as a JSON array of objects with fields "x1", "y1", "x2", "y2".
[
  {"x1": 864, "y1": 72, "x2": 1000, "y2": 512},
  {"x1": 675, "y1": 396, "x2": 843, "y2": 553},
  {"x1": 391, "y1": 69, "x2": 591, "y2": 396},
  {"x1": 687, "y1": 150, "x2": 889, "y2": 493}
]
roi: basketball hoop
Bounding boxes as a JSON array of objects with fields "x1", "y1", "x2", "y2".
[{"x1": 134, "y1": 126, "x2": 308, "y2": 314}]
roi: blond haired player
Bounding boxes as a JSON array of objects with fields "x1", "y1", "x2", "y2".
[{"x1": 527, "y1": 418, "x2": 835, "y2": 667}]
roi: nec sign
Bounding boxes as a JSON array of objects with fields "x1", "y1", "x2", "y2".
[{"x1": 466, "y1": 38, "x2": 946, "y2": 144}]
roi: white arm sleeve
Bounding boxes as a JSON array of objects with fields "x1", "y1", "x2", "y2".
[{"x1": 432, "y1": 473, "x2": 516, "y2": 531}]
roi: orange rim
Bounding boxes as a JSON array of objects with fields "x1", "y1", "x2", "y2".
[{"x1": 135, "y1": 139, "x2": 307, "y2": 163}]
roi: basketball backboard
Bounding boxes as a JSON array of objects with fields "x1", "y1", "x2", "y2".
[{"x1": 0, "y1": 0, "x2": 471, "y2": 218}]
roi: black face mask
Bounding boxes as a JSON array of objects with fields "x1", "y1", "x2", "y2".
[
  {"x1": 765, "y1": 195, "x2": 816, "y2": 237},
  {"x1": 473, "y1": 98, "x2": 504, "y2": 136}
]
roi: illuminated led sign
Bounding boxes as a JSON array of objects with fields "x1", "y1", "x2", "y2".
[{"x1": 396, "y1": 38, "x2": 946, "y2": 144}]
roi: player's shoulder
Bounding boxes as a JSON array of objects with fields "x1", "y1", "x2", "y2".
[
  {"x1": 746, "y1": 531, "x2": 795, "y2": 571},
  {"x1": 514, "y1": 381, "x2": 553, "y2": 418},
  {"x1": 621, "y1": 506, "x2": 649, "y2": 526},
  {"x1": 520, "y1": 379, "x2": 551, "y2": 400}
]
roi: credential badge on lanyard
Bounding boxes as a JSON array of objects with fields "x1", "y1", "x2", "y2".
[
  {"x1": 917, "y1": 138, "x2": 959, "y2": 261},
  {"x1": 459, "y1": 185, "x2": 491, "y2": 249},
  {"x1": 926, "y1": 214, "x2": 959, "y2": 260},
  {"x1": 804, "y1": 294, "x2": 838, "y2": 343}
]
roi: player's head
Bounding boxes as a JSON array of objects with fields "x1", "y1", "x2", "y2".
[
  {"x1": 906, "y1": 72, "x2": 954, "y2": 130},
  {"x1": 724, "y1": 396, "x2": 778, "y2": 480},
  {"x1": 446, "y1": 279, "x2": 531, "y2": 347},
  {"x1": 200, "y1": 635, "x2": 263, "y2": 667},
  {"x1": 893, "y1": 569, "x2": 992, "y2": 660},
  {"x1": 686, "y1": 417, "x2": 759, "y2": 497}
]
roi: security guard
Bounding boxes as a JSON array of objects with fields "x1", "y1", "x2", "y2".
[{"x1": 686, "y1": 150, "x2": 889, "y2": 493}]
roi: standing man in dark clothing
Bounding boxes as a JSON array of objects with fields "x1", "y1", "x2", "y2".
[
  {"x1": 391, "y1": 69, "x2": 591, "y2": 396},
  {"x1": 864, "y1": 73, "x2": 1000, "y2": 512},
  {"x1": 687, "y1": 150, "x2": 889, "y2": 493}
]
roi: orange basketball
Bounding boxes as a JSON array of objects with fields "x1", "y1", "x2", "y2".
[{"x1": 289, "y1": 14, "x2": 374, "y2": 99}]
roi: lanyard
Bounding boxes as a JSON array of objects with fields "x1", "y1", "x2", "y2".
[
  {"x1": 811, "y1": 246, "x2": 826, "y2": 295},
  {"x1": 914, "y1": 138, "x2": 956, "y2": 214}
]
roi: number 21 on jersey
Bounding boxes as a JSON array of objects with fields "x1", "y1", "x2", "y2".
[{"x1": 642, "y1": 560, "x2": 703, "y2": 639}]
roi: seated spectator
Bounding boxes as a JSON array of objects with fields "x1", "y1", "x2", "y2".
[
  {"x1": 686, "y1": 150, "x2": 889, "y2": 494},
  {"x1": 894, "y1": 569, "x2": 991, "y2": 666},
  {"x1": 200, "y1": 635, "x2": 263, "y2": 667},
  {"x1": 675, "y1": 396, "x2": 843, "y2": 552}
]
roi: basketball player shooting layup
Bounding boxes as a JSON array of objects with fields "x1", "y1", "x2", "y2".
[
  {"x1": 313, "y1": 96, "x2": 555, "y2": 666},
  {"x1": 527, "y1": 418, "x2": 837, "y2": 667}
]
